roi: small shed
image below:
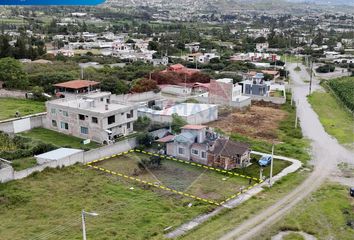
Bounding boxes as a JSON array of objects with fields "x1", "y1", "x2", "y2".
[{"x1": 36, "y1": 148, "x2": 84, "y2": 165}]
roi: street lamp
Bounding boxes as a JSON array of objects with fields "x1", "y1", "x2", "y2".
[{"x1": 82, "y1": 210, "x2": 99, "y2": 240}]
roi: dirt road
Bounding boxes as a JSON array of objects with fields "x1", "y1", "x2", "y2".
[{"x1": 219, "y1": 63, "x2": 354, "y2": 240}]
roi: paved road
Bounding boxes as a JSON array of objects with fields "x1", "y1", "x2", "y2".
[{"x1": 219, "y1": 63, "x2": 354, "y2": 240}]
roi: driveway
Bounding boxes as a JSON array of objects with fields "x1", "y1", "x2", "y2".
[{"x1": 219, "y1": 63, "x2": 354, "y2": 240}]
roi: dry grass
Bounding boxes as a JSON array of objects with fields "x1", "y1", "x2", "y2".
[{"x1": 209, "y1": 103, "x2": 288, "y2": 142}]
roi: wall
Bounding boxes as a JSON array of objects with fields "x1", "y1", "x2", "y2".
[
  {"x1": 0, "y1": 164, "x2": 14, "y2": 183},
  {"x1": 0, "y1": 89, "x2": 26, "y2": 98},
  {"x1": 0, "y1": 113, "x2": 46, "y2": 134},
  {"x1": 247, "y1": 95, "x2": 286, "y2": 104},
  {"x1": 111, "y1": 91, "x2": 161, "y2": 104},
  {"x1": 0, "y1": 138, "x2": 137, "y2": 183}
]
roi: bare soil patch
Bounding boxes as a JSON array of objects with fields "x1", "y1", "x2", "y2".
[{"x1": 209, "y1": 102, "x2": 288, "y2": 141}]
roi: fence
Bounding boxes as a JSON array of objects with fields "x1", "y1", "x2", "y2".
[
  {"x1": 0, "y1": 138, "x2": 137, "y2": 183},
  {"x1": 0, "y1": 113, "x2": 46, "y2": 134}
]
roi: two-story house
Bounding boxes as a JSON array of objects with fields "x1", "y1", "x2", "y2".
[{"x1": 165, "y1": 125, "x2": 251, "y2": 170}]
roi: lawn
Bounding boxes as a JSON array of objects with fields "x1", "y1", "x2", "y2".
[
  {"x1": 253, "y1": 184, "x2": 354, "y2": 240},
  {"x1": 0, "y1": 165, "x2": 213, "y2": 240},
  {"x1": 94, "y1": 152, "x2": 251, "y2": 203},
  {"x1": 0, "y1": 98, "x2": 45, "y2": 121},
  {"x1": 179, "y1": 171, "x2": 309, "y2": 240},
  {"x1": 308, "y1": 91, "x2": 354, "y2": 147},
  {"x1": 19, "y1": 128, "x2": 100, "y2": 150}
]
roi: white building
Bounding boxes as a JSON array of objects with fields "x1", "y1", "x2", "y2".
[
  {"x1": 138, "y1": 103, "x2": 218, "y2": 125},
  {"x1": 45, "y1": 92, "x2": 138, "y2": 144}
]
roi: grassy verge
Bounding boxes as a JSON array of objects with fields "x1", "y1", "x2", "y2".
[
  {"x1": 0, "y1": 165, "x2": 213, "y2": 240},
  {"x1": 19, "y1": 128, "x2": 100, "y2": 150},
  {"x1": 179, "y1": 171, "x2": 309, "y2": 239},
  {"x1": 232, "y1": 158, "x2": 291, "y2": 179},
  {"x1": 0, "y1": 98, "x2": 45, "y2": 121},
  {"x1": 308, "y1": 91, "x2": 354, "y2": 147},
  {"x1": 253, "y1": 183, "x2": 354, "y2": 240}
]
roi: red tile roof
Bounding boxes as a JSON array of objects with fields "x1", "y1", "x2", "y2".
[
  {"x1": 54, "y1": 80, "x2": 100, "y2": 90},
  {"x1": 181, "y1": 125, "x2": 207, "y2": 130}
]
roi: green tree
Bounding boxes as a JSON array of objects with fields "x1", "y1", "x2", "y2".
[
  {"x1": 31, "y1": 86, "x2": 45, "y2": 101},
  {"x1": 134, "y1": 116, "x2": 151, "y2": 131},
  {"x1": 171, "y1": 113, "x2": 187, "y2": 134},
  {"x1": 136, "y1": 132, "x2": 154, "y2": 148},
  {"x1": 100, "y1": 77, "x2": 129, "y2": 94},
  {"x1": 148, "y1": 41, "x2": 159, "y2": 51},
  {"x1": 0, "y1": 57, "x2": 28, "y2": 89}
]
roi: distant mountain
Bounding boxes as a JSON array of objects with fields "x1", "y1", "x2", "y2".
[{"x1": 286, "y1": 0, "x2": 354, "y2": 6}]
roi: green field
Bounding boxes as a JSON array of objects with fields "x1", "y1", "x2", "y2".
[
  {"x1": 95, "y1": 152, "x2": 251, "y2": 203},
  {"x1": 19, "y1": 128, "x2": 100, "y2": 150},
  {"x1": 308, "y1": 91, "x2": 354, "y2": 147},
  {"x1": 327, "y1": 77, "x2": 354, "y2": 112},
  {"x1": 253, "y1": 184, "x2": 354, "y2": 240},
  {"x1": 0, "y1": 166, "x2": 213, "y2": 240},
  {"x1": 0, "y1": 98, "x2": 45, "y2": 121}
]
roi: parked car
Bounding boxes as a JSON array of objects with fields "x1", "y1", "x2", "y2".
[
  {"x1": 350, "y1": 187, "x2": 354, "y2": 197},
  {"x1": 258, "y1": 155, "x2": 272, "y2": 167}
]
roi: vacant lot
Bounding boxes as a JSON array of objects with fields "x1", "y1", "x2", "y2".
[
  {"x1": 308, "y1": 91, "x2": 354, "y2": 147},
  {"x1": 0, "y1": 166, "x2": 213, "y2": 240},
  {"x1": 19, "y1": 128, "x2": 100, "y2": 150},
  {"x1": 253, "y1": 184, "x2": 354, "y2": 240},
  {"x1": 209, "y1": 103, "x2": 288, "y2": 141},
  {"x1": 95, "y1": 152, "x2": 251, "y2": 203},
  {"x1": 0, "y1": 98, "x2": 45, "y2": 121}
]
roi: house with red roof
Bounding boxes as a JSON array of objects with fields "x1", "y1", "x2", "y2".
[{"x1": 162, "y1": 64, "x2": 200, "y2": 76}]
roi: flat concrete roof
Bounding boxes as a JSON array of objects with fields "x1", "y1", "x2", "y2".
[
  {"x1": 138, "y1": 103, "x2": 217, "y2": 117},
  {"x1": 36, "y1": 148, "x2": 83, "y2": 161},
  {"x1": 50, "y1": 98, "x2": 128, "y2": 114}
]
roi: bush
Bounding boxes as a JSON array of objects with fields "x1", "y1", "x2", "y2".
[{"x1": 136, "y1": 132, "x2": 154, "y2": 148}]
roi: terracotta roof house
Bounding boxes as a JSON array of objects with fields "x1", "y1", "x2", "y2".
[
  {"x1": 165, "y1": 125, "x2": 251, "y2": 169},
  {"x1": 54, "y1": 80, "x2": 100, "y2": 97}
]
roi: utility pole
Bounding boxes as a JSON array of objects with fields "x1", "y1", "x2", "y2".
[
  {"x1": 82, "y1": 210, "x2": 98, "y2": 240},
  {"x1": 269, "y1": 143, "x2": 274, "y2": 187},
  {"x1": 295, "y1": 100, "x2": 299, "y2": 129},
  {"x1": 309, "y1": 59, "x2": 313, "y2": 95}
]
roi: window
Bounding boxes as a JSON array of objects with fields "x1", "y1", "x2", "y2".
[
  {"x1": 52, "y1": 120, "x2": 57, "y2": 127},
  {"x1": 92, "y1": 117, "x2": 98, "y2": 124},
  {"x1": 192, "y1": 149, "x2": 199, "y2": 155},
  {"x1": 79, "y1": 114, "x2": 85, "y2": 120},
  {"x1": 178, "y1": 147, "x2": 185, "y2": 155},
  {"x1": 60, "y1": 122, "x2": 69, "y2": 130},
  {"x1": 63, "y1": 111, "x2": 68, "y2": 117},
  {"x1": 80, "y1": 126, "x2": 89, "y2": 135},
  {"x1": 100, "y1": 98, "x2": 104, "y2": 102},
  {"x1": 201, "y1": 151, "x2": 206, "y2": 159},
  {"x1": 108, "y1": 115, "x2": 115, "y2": 125},
  {"x1": 127, "y1": 110, "x2": 134, "y2": 118},
  {"x1": 51, "y1": 108, "x2": 56, "y2": 114},
  {"x1": 127, "y1": 122, "x2": 131, "y2": 129}
]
